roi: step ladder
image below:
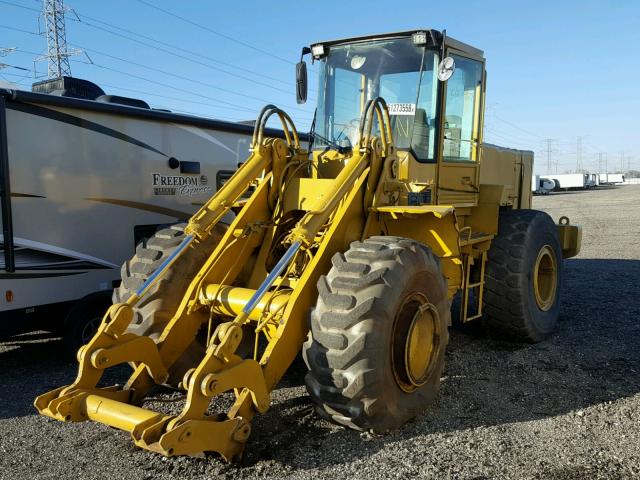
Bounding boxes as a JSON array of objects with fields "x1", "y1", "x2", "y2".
[{"x1": 460, "y1": 250, "x2": 487, "y2": 322}]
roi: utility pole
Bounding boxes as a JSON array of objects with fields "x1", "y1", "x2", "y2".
[
  {"x1": 576, "y1": 136, "x2": 583, "y2": 173},
  {"x1": 620, "y1": 151, "x2": 625, "y2": 172},
  {"x1": 36, "y1": 0, "x2": 81, "y2": 78}
]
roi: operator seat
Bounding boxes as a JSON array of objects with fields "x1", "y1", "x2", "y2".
[{"x1": 410, "y1": 108, "x2": 430, "y2": 160}]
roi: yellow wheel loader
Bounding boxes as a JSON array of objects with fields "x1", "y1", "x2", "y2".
[{"x1": 35, "y1": 30, "x2": 581, "y2": 461}]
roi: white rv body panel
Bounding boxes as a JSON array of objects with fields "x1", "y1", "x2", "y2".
[{"x1": 0, "y1": 88, "x2": 291, "y2": 330}]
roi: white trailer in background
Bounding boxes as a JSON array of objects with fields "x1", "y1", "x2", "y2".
[
  {"x1": 0, "y1": 77, "x2": 294, "y2": 352},
  {"x1": 548, "y1": 173, "x2": 589, "y2": 191},
  {"x1": 531, "y1": 175, "x2": 555, "y2": 194},
  {"x1": 599, "y1": 173, "x2": 625, "y2": 185}
]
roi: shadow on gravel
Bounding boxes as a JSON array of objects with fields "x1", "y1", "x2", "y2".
[
  {"x1": 0, "y1": 331, "x2": 132, "y2": 419},
  {"x1": 0, "y1": 259, "x2": 638, "y2": 470},
  {"x1": 0, "y1": 332, "x2": 74, "y2": 419}
]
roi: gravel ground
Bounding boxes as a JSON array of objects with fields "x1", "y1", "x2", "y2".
[{"x1": 1, "y1": 186, "x2": 639, "y2": 480}]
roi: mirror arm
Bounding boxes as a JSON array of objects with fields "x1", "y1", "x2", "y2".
[
  {"x1": 440, "y1": 29, "x2": 447, "y2": 59},
  {"x1": 300, "y1": 46, "x2": 311, "y2": 63}
]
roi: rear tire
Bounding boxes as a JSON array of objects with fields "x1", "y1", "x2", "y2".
[
  {"x1": 484, "y1": 209, "x2": 563, "y2": 342},
  {"x1": 303, "y1": 236, "x2": 450, "y2": 432},
  {"x1": 114, "y1": 223, "x2": 225, "y2": 385},
  {"x1": 63, "y1": 291, "x2": 112, "y2": 358}
]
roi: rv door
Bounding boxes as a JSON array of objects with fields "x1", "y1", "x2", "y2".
[{"x1": 0, "y1": 96, "x2": 14, "y2": 272}]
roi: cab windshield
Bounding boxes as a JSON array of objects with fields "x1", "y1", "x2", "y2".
[{"x1": 314, "y1": 37, "x2": 439, "y2": 162}]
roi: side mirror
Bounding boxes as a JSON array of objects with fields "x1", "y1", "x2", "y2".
[
  {"x1": 296, "y1": 60, "x2": 308, "y2": 104},
  {"x1": 437, "y1": 56, "x2": 456, "y2": 82}
]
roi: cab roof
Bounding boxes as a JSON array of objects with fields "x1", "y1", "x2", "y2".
[{"x1": 310, "y1": 29, "x2": 484, "y2": 61}]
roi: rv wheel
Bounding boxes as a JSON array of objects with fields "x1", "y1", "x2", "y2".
[{"x1": 63, "y1": 291, "x2": 112, "y2": 358}]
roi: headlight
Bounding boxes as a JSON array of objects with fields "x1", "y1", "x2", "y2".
[
  {"x1": 412, "y1": 31, "x2": 428, "y2": 45},
  {"x1": 311, "y1": 44, "x2": 325, "y2": 59}
]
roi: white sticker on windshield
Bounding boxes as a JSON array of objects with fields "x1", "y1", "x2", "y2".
[{"x1": 387, "y1": 103, "x2": 416, "y2": 116}]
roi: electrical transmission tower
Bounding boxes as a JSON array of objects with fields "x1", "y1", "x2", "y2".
[
  {"x1": 544, "y1": 138, "x2": 556, "y2": 173},
  {"x1": 37, "y1": 0, "x2": 81, "y2": 78},
  {"x1": 576, "y1": 136, "x2": 582, "y2": 173},
  {"x1": 596, "y1": 152, "x2": 603, "y2": 173}
]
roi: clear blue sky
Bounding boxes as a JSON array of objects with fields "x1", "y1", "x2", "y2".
[{"x1": 1, "y1": 0, "x2": 638, "y2": 173}]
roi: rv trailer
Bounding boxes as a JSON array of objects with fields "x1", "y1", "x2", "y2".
[{"x1": 0, "y1": 78, "x2": 290, "y2": 352}]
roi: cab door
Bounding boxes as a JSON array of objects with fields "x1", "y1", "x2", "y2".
[{"x1": 436, "y1": 51, "x2": 485, "y2": 206}]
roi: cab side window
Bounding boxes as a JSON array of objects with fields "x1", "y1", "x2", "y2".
[{"x1": 443, "y1": 55, "x2": 483, "y2": 161}]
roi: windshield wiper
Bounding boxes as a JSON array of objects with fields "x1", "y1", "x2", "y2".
[{"x1": 310, "y1": 131, "x2": 352, "y2": 154}]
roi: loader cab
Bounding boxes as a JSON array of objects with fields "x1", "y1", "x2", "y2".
[{"x1": 306, "y1": 30, "x2": 486, "y2": 206}]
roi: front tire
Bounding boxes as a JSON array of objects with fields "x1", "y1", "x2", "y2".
[
  {"x1": 303, "y1": 236, "x2": 450, "y2": 432},
  {"x1": 114, "y1": 223, "x2": 225, "y2": 385}
]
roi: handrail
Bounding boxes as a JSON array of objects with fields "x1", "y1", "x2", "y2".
[
  {"x1": 358, "y1": 97, "x2": 393, "y2": 155},
  {"x1": 252, "y1": 105, "x2": 300, "y2": 150}
]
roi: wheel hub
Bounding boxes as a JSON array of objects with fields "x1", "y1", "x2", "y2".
[
  {"x1": 392, "y1": 293, "x2": 440, "y2": 392},
  {"x1": 533, "y1": 244, "x2": 558, "y2": 311}
]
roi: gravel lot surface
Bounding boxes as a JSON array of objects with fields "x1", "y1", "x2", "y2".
[{"x1": 1, "y1": 186, "x2": 639, "y2": 479}]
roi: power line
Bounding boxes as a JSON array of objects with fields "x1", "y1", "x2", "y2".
[
  {"x1": 0, "y1": 46, "x2": 30, "y2": 72},
  {"x1": 68, "y1": 10, "x2": 293, "y2": 88},
  {"x1": 70, "y1": 58, "x2": 313, "y2": 121},
  {"x1": 0, "y1": 0, "x2": 40, "y2": 12},
  {"x1": 489, "y1": 113, "x2": 545, "y2": 140},
  {"x1": 483, "y1": 125, "x2": 537, "y2": 148},
  {"x1": 0, "y1": 23, "x2": 41, "y2": 36},
  {"x1": 12, "y1": 45, "x2": 312, "y2": 121},
  {"x1": 68, "y1": 14, "x2": 296, "y2": 96},
  {"x1": 99, "y1": 82, "x2": 261, "y2": 115},
  {"x1": 0, "y1": 1, "x2": 312, "y2": 98},
  {"x1": 134, "y1": 0, "x2": 294, "y2": 65},
  {"x1": 1, "y1": 23, "x2": 311, "y2": 117},
  {"x1": 70, "y1": 44, "x2": 310, "y2": 113}
]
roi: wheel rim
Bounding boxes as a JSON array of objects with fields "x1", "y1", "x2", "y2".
[
  {"x1": 391, "y1": 293, "x2": 440, "y2": 392},
  {"x1": 80, "y1": 316, "x2": 101, "y2": 345},
  {"x1": 533, "y1": 245, "x2": 558, "y2": 311}
]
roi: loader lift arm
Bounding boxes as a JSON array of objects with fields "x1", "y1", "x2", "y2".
[{"x1": 35, "y1": 100, "x2": 395, "y2": 461}]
